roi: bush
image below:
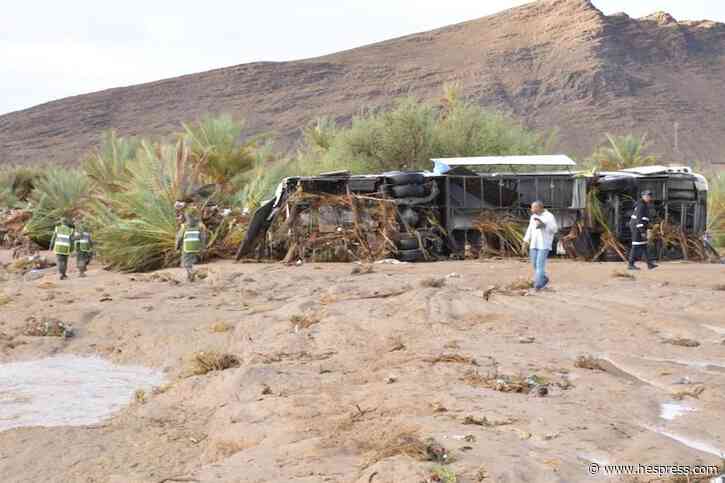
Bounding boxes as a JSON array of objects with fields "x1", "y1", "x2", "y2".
[
  {"x1": 89, "y1": 192, "x2": 178, "y2": 272},
  {"x1": 183, "y1": 114, "x2": 259, "y2": 185},
  {"x1": 706, "y1": 170, "x2": 725, "y2": 247},
  {"x1": 293, "y1": 88, "x2": 552, "y2": 175},
  {"x1": 0, "y1": 165, "x2": 45, "y2": 206},
  {"x1": 24, "y1": 168, "x2": 90, "y2": 246},
  {"x1": 0, "y1": 185, "x2": 19, "y2": 209},
  {"x1": 88, "y1": 140, "x2": 197, "y2": 271},
  {"x1": 88, "y1": 135, "x2": 282, "y2": 271},
  {"x1": 229, "y1": 157, "x2": 291, "y2": 213},
  {"x1": 83, "y1": 130, "x2": 140, "y2": 193}
]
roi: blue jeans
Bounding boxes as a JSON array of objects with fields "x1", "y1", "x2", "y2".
[{"x1": 529, "y1": 248, "x2": 550, "y2": 289}]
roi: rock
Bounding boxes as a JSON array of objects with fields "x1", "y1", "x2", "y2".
[
  {"x1": 24, "y1": 269, "x2": 48, "y2": 281},
  {"x1": 535, "y1": 385, "x2": 549, "y2": 397},
  {"x1": 663, "y1": 337, "x2": 700, "y2": 347},
  {"x1": 519, "y1": 336, "x2": 536, "y2": 344},
  {"x1": 672, "y1": 377, "x2": 703, "y2": 385}
]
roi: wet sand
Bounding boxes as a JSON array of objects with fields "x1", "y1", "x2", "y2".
[{"x1": 0, "y1": 251, "x2": 724, "y2": 482}]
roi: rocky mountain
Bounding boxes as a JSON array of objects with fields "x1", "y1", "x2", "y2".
[{"x1": 1, "y1": 0, "x2": 725, "y2": 166}]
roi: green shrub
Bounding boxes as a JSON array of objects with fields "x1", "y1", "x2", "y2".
[
  {"x1": 24, "y1": 168, "x2": 90, "y2": 246},
  {"x1": 229, "y1": 159, "x2": 291, "y2": 213},
  {"x1": 183, "y1": 114, "x2": 259, "y2": 185},
  {"x1": 706, "y1": 170, "x2": 725, "y2": 247},
  {"x1": 89, "y1": 190, "x2": 178, "y2": 272},
  {"x1": 89, "y1": 140, "x2": 198, "y2": 271},
  {"x1": 0, "y1": 165, "x2": 45, "y2": 205},
  {"x1": 293, "y1": 87, "x2": 552, "y2": 175},
  {"x1": 83, "y1": 130, "x2": 140, "y2": 193},
  {"x1": 0, "y1": 175, "x2": 19, "y2": 208}
]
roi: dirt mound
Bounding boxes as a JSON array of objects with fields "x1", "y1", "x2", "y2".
[{"x1": 2, "y1": 0, "x2": 725, "y2": 166}]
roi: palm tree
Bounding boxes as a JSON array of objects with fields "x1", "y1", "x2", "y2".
[
  {"x1": 24, "y1": 168, "x2": 90, "y2": 245},
  {"x1": 590, "y1": 133, "x2": 657, "y2": 170},
  {"x1": 83, "y1": 130, "x2": 140, "y2": 193},
  {"x1": 182, "y1": 115, "x2": 258, "y2": 185}
]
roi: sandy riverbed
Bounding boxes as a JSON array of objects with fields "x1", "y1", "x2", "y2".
[{"x1": 0, "y1": 251, "x2": 723, "y2": 482}]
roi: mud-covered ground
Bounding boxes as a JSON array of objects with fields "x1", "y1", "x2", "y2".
[{"x1": 0, "y1": 250, "x2": 724, "y2": 483}]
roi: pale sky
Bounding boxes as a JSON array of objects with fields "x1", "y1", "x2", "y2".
[{"x1": 1, "y1": 0, "x2": 722, "y2": 115}]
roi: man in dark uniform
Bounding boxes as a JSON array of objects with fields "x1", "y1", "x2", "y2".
[{"x1": 628, "y1": 190, "x2": 658, "y2": 270}]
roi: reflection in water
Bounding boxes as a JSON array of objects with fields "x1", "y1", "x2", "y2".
[
  {"x1": 0, "y1": 355, "x2": 164, "y2": 432},
  {"x1": 660, "y1": 402, "x2": 696, "y2": 421}
]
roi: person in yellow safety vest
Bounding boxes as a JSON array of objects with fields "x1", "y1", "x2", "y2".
[
  {"x1": 175, "y1": 213, "x2": 206, "y2": 282},
  {"x1": 73, "y1": 220, "x2": 94, "y2": 278},
  {"x1": 49, "y1": 217, "x2": 74, "y2": 280}
]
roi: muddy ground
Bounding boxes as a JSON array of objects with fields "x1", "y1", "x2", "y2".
[{"x1": 0, "y1": 250, "x2": 724, "y2": 483}]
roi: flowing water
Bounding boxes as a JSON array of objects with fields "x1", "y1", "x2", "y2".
[{"x1": 0, "y1": 355, "x2": 165, "y2": 432}]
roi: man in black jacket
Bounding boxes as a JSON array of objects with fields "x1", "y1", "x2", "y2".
[{"x1": 628, "y1": 190, "x2": 658, "y2": 270}]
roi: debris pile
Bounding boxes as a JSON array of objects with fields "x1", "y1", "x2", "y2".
[
  {"x1": 23, "y1": 317, "x2": 74, "y2": 338},
  {"x1": 366, "y1": 430, "x2": 449, "y2": 466},
  {"x1": 474, "y1": 211, "x2": 527, "y2": 257},
  {"x1": 4, "y1": 255, "x2": 54, "y2": 275},
  {"x1": 190, "y1": 351, "x2": 240, "y2": 375},
  {"x1": 0, "y1": 209, "x2": 37, "y2": 254},
  {"x1": 268, "y1": 190, "x2": 397, "y2": 263},
  {"x1": 238, "y1": 173, "x2": 450, "y2": 263},
  {"x1": 574, "y1": 355, "x2": 605, "y2": 371},
  {"x1": 462, "y1": 369, "x2": 550, "y2": 396},
  {"x1": 653, "y1": 221, "x2": 718, "y2": 262}
]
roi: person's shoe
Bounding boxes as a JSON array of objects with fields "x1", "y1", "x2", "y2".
[
  {"x1": 647, "y1": 263, "x2": 658, "y2": 270},
  {"x1": 79, "y1": 272, "x2": 86, "y2": 278},
  {"x1": 60, "y1": 275, "x2": 68, "y2": 280},
  {"x1": 627, "y1": 265, "x2": 640, "y2": 271}
]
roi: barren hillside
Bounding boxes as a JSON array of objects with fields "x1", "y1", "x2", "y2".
[{"x1": 1, "y1": 0, "x2": 725, "y2": 166}]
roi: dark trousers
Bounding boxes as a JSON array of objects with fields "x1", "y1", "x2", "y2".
[
  {"x1": 56, "y1": 254, "x2": 68, "y2": 277},
  {"x1": 77, "y1": 253, "x2": 91, "y2": 273},
  {"x1": 181, "y1": 252, "x2": 199, "y2": 281},
  {"x1": 629, "y1": 244, "x2": 651, "y2": 266}
]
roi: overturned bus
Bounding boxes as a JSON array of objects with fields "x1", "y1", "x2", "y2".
[{"x1": 237, "y1": 156, "x2": 717, "y2": 264}]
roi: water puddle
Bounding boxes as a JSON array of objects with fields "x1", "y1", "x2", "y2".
[
  {"x1": 702, "y1": 324, "x2": 725, "y2": 336},
  {"x1": 0, "y1": 355, "x2": 164, "y2": 432},
  {"x1": 599, "y1": 356, "x2": 668, "y2": 390},
  {"x1": 645, "y1": 426, "x2": 724, "y2": 457},
  {"x1": 660, "y1": 402, "x2": 696, "y2": 421},
  {"x1": 596, "y1": 358, "x2": 647, "y2": 385},
  {"x1": 639, "y1": 356, "x2": 725, "y2": 374}
]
